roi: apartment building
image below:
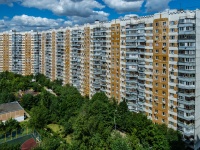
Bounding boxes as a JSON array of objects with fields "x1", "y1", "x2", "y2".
[{"x1": 0, "y1": 9, "x2": 200, "y2": 149}]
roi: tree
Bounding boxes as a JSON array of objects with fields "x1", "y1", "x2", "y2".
[
  {"x1": 29, "y1": 105, "x2": 49, "y2": 129},
  {"x1": 21, "y1": 94, "x2": 35, "y2": 110},
  {"x1": 110, "y1": 132, "x2": 131, "y2": 150}
]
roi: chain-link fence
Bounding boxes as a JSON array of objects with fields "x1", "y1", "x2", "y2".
[{"x1": 0, "y1": 128, "x2": 41, "y2": 145}]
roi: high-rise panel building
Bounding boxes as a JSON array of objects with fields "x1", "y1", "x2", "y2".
[{"x1": 0, "y1": 9, "x2": 200, "y2": 149}]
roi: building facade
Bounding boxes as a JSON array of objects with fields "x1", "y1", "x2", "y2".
[
  {"x1": 0, "y1": 9, "x2": 200, "y2": 149},
  {"x1": 0, "y1": 101, "x2": 25, "y2": 122}
]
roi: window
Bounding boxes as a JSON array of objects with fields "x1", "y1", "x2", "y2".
[
  {"x1": 163, "y1": 36, "x2": 166, "y2": 40},
  {"x1": 186, "y1": 27, "x2": 190, "y2": 30},
  {"x1": 162, "y1": 91, "x2": 166, "y2": 95},
  {"x1": 162, "y1": 104, "x2": 166, "y2": 109},
  {"x1": 162, "y1": 112, "x2": 165, "y2": 116},
  {"x1": 162, "y1": 84, "x2": 166, "y2": 88},
  {"x1": 163, "y1": 64, "x2": 166, "y2": 68},
  {"x1": 156, "y1": 29, "x2": 159, "y2": 33},
  {"x1": 170, "y1": 36, "x2": 175, "y2": 39},
  {"x1": 179, "y1": 27, "x2": 184, "y2": 31},
  {"x1": 169, "y1": 121, "x2": 174, "y2": 125},
  {"x1": 163, "y1": 22, "x2": 166, "y2": 26},
  {"x1": 162, "y1": 119, "x2": 165, "y2": 123},
  {"x1": 156, "y1": 56, "x2": 159, "y2": 60},
  {"x1": 162, "y1": 69, "x2": 166, "y2": 74},
  {"x1": 163, "y1": 57, "x2": 166, "y2": 61},
  {"x1": 155, "y1": 36, "x2": 159, "y2": 40},
  {"x1": 170, "y1": 21, "x2": 175, "y2": 25},
  {"x1": 156, "y1": 22, "x2": 159, "y2": 26},
  {"x1": 162, "y1": 50, "x2": 166, "y2": 54},
  {"x1": 163, "y1": 43, "x2": 166, "y2": 47},
  {"x1": 156, "y1": 63, "x2": 158, "y2": 66},
  {"x1": 156, "y1": 49, "x2": 159, "y2": 53},
  {"x1": 163, "y1": 29, "x2": 166, "y2": 32},
  {"x1": 162, "y1": 98, "x2": 165, "y2": 102},
  {"x1": 162, "y1": 78, "x2": 166, "y2": 81},
  {"x1": 170, "y1": 43, "x2": 175, "y2": 47},
  {"x1": 170, "y1": 28, "x2": 175, "y2": 32}
]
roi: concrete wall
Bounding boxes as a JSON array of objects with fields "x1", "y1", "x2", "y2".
[{"x1": 0, "y1": 110, "x2": 24, "y2": 122}]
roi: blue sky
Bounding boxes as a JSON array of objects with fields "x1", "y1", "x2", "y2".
[{"x1": 0, "y1": 0, "x2": 200, "y2": 31}]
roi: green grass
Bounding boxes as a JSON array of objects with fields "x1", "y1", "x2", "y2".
[
  {"x1": 47, "y1": 124, "x2": 72, "y2": 144},
  {"x1": 64, "y1": 134, "x2": 72, "y2": 144},
  {"x1": 47, "y1": 124, "x2": 64, "y2": 134}
]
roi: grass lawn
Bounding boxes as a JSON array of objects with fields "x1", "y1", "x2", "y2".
[
  {"x1": 47, "y1": 124, "x2": 64, "y2": 135},
  {"x1": 47, "y1": 124, "x2": 72, "y2": 144},
  {"x1": 64, "y1": 135, "x2": 72, "y2": 144}
]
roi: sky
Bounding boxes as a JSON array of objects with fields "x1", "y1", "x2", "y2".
[{"x1": 0, "y1": 0, "x2": 200, "y2": 32}]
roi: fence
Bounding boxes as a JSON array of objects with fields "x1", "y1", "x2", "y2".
[{"x1": 0, "y1": 128, "x2": 41, "y2": 145}]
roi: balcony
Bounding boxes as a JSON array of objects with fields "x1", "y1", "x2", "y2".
[
  {"x1": 138, "y1": 75, "x2": 145, "y2": 80},
  {"x1": 126, "y1": 90, "x2": 137, "y2": 95},
  {"x1": 138, "y1": 68, "x2": 145, "y2": 73},
  {"x1": 138, "y1": 92, "x2": 145, "y2": 99},
  {"x1": 178, "y1": 67, "x2": 195, "y2": 73},
  {"x1": 128, "y1": 105, "x2": 137, "y2": 112},
  {"x1": 178, "y1": 98, "x2": 195, "y2": 106},
  {"x1": 126, "y1": 84, "x2": 137, "y2": 89},
  {"x1": 178, "y1": 45, "x2": 195, "y2": 50},
  {"x1": 126, "y1": 66, "x2": 137, "y2": 71},
  {"x1": 178, "y1": 113, "x2": 194, "y2": 121},
  {"x1": 178, "y1": 55, "x2": 195, "y2": 58},
  {"x1": 178, "y1": 107, "x2": 195, "y2": 114},
  {"x1": 126, "y1": 55, "x2": 138, "y2": 59},
  {"x1": 126, "y1": 50, "x2": 138, "y2": 54},
  {"x1": 126, "y1": 73, "x2": 138, "y2": 78},
  {"x1": 93, "y1": 70, "x2": 101, "y2": 75},
  {"x1": 126, "y1": 95, "x2": 137, "y2": 101},
  {"x1": 178, "y1": 83, "x2": 195, "y2": 89},
  {"x1": 178, "y1": 62, "x2": 195, "y2": 66},
  {"x1": 178, "y1": 30, "x2": 195, "y2": 35},
  {"x1": 93, "y1": 83, "x2": 101, "y2": 89},
  {"x1": 127, "y1": 102, "x2": 137, "y2": 107}
]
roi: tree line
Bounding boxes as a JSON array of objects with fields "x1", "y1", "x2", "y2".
[{"x1": 0, "y1": 72, "x2": 185, "y2": 150}]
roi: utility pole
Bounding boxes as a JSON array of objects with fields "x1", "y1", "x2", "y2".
[{"x1": 114, "y1": 109, "x2": 117, "y2": 130}]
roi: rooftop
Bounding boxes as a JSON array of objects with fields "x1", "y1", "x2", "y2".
[{"x1": 0, "y1": 101, "x2": 24, "y2": 115}]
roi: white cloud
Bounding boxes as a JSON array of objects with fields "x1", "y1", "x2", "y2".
[
  {"x1": 0, "y1": 13, "x2": 110, "y2": 32},
  {"x1": 12, "y1": 15, "x2": 61, "y2": 27},
  {"x1": 145, "y1": 0, "x2": 172, "y2": 12},
  {"x1": 103, "y1": 0, "x2": 144, "y2": 13},
  {"x1": 69, "y1": 11, "x2": 109, "y2": 24},
  {"x1": 21, "y1": 0, "x2": 104, "y2": 17},
  {"x1": 0, "y1": 0, "x2": 21, "y2": 6},
  {"x1": 0, "y1": 15, "x2": 73, "y2": 32}
]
